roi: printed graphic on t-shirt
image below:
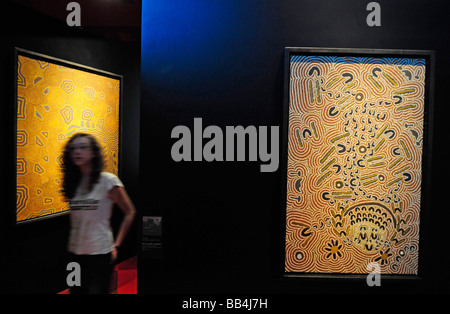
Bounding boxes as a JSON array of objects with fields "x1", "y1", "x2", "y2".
[{"x1": 70, "y1": 199, "x2": 99, "y2": 211}]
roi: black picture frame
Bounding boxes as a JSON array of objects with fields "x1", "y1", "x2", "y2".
[
  {"x1": 14, "y1": 48, "x2": 123, "y2": 225},
  {"x1": 280, "y1": 47, "x2": 435, "y2": 280}
]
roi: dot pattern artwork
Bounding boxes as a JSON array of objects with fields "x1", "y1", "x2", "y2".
[
  {"x1": 16, "y1": 54, "x2": 120, "y2": 223},
  {"x1": 285, "y1": 55, "x2": 425, "y2": 274}
]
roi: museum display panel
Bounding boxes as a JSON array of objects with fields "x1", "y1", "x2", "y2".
[
  {"x1": 15, "y1": 48, "x2": 122, "y2": 224},
  {"x1": 283, "y1": 48, "x2": 434, "y2": 276}
]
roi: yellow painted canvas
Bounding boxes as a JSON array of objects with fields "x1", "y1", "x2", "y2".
[
  {"x1": 285, "y1": 55, "x2": 425, "y2": 275},
  {"x1": 16, "y1": 53, "x2": 120, "y2": 223}
]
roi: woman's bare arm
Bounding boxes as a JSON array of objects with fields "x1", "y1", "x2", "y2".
[{"x1": 108, "y1": 186, "x2": 136, "y2": 260}]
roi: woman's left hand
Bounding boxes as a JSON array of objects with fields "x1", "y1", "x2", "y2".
[{"x1": 111, "y1": 247, "x2": 118, "y2": 263}]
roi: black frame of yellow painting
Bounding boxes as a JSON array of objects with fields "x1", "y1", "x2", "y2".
[
  {"x1": 281, "y1": 47, "x2": 435, "y2": 281},
  {"x1": 14, "y1": 47, "x2": 123, "y2": 225}
]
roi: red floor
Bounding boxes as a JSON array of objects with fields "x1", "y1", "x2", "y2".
[
  {"x1": 113, "y1": 256, "x2": 137, "y2": 294},
  {"x1": 59, "y1": 256, "x2": 137, "y2": 294}
]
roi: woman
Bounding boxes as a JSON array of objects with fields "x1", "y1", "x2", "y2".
[{"x1": 61, "y1": 132, "x2": 136, "y2": 294}]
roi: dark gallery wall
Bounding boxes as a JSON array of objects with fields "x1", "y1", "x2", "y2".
[
  {"x1": 139, "y1": 0, "x2": 450, "y2": 295},
  {"x1": 0, "y1": 1, "x2": 140, "y2": 293}
]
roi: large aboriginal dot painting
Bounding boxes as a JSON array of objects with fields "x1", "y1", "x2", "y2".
[
  {"x1": 16, "y1": 54, "x2": 120, "y2": 223},
  {"x1": 285, "y1": 55, "x2": 425, "y2": 275}
]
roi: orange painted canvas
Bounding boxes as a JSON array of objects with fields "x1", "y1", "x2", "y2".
[
  {"x1": 285, "y1": 54, "x2": 426, "y2": 275},
  {"x1": 16, "y1": 52, "x2": 120, "y2": 223}
]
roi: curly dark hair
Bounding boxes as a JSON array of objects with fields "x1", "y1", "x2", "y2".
[{"x1": 61, "y1": 133, "x2": 104, "y2": 200}]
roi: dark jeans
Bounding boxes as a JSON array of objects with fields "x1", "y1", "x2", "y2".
[{"x1": 67, "y1": 252, "x2": 113, "y2": 294}]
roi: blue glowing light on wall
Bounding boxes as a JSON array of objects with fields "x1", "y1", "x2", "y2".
[
  {"x1": 141, "y1": 0, "x2": 272, "y2": 97},
  {"x1": 142, "y1": 1, "x2": 237, "y2": 85}
]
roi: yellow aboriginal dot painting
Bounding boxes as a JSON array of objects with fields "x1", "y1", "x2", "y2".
[
  {"x1": 285, "y1": 54, "x2": 427, "y2": 275},
  {"x1": 16, "y1": 52, "x2": 121, "y2": 223}
]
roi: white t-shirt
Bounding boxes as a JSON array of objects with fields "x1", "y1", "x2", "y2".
[{"x1": 68, "y1": 172, "x2": 124, "y2": 255}]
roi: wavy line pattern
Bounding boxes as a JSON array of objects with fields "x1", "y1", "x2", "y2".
[{"x1": 285, "y1": 55, "x2": 425, "y2": 275}]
